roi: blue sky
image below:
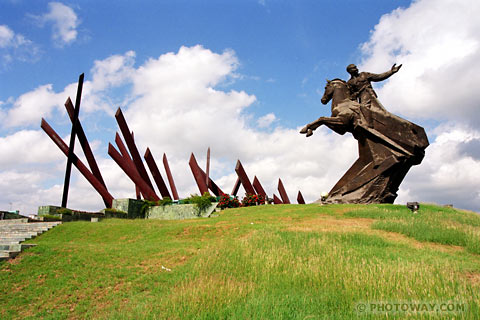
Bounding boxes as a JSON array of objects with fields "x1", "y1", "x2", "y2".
[
  {"x1": 2, "y1": 0, "x2": 480, "y2": 214},
  {"x1": 1, "y1": 0, "x2": 411, "y2": 127}
]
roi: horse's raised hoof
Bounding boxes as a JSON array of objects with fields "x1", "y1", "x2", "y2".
[
  {"x1": 306, "y1": 129, "x2": 313, "y2": 137},
  {"x1": 299, "y1": 126, "x2": 309, "y2": 134}
]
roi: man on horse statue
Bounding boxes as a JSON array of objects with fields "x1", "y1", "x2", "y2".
[
  {"x1": 299, "y1": 63, "x2": 428, "y2": 204},
  {"x1": 346, "y1": 63, "x2": 402, "y2": 113}
]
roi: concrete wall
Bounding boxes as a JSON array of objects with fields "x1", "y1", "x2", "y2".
[
  {"x1": 112, "y1": 199, "x2": 144, "y2": 218},
  {"x1": 147, "y1": 203, "x2": 218, "y2": 220}
]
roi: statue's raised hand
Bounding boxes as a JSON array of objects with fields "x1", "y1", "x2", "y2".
[{"x1": 391, "y1": 63, "x2": 402, "y2": 73}]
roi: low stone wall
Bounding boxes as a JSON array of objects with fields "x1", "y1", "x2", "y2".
[
  {"x1": 111, "y1": 199, "x2": 144, "y2": 218},
  {"x1": 37, "y1": 205, "x2": 62, "y2": 216},
  {"x1": 147, "y1": 203, "x2": 218, "y2": 220}
]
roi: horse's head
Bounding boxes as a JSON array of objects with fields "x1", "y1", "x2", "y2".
[{"x1": 321, "y1": 78, "x2": 349, "y2": 105}]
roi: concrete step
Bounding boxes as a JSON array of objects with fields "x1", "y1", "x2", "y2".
[
  {"x1": 0, "y1": 250, "x2": 20, "y2": 260},
  {"x1": 0, "y1": 225, "x2": 48, "y2": 228},
  {"x1": 0, "y1": 219, "x2": 28, "y2": 224},
  {"x1": 0, "y1": 234, "x2": 32, "y2": 239},
  {"x1": 0, "y1": 221, "x2": 61, "y2": 262},
  {"x1": 0, "y1": 243, "x2": 21, "y2": 251},
  {"x1": 0, "y1": 240, "x2": 20, "y2": 245},
  {"x1": 1, "y1": 232, "x2": 39, "y2": 236},
  {"x1": 0, "y1": 237, "x2": 26, "y2": 243},
  {"x1": 0, "y1": 251, "x2": 9, "y2": 260}
]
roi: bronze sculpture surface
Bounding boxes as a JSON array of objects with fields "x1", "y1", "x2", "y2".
[{"x1": 300, "y1": 64, "x2": 429, "y2": 204}]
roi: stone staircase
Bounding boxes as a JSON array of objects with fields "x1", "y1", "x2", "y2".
[{"x1": 0, "y1": 219, "x2": 61, "y2": 261}]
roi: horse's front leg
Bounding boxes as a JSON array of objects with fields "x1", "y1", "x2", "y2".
[{"x1": 300, "y1": 118, "x2": 324, "y2": 137}]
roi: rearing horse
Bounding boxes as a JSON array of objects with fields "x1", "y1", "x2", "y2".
[
  {"x1": 300, "y1": 79, "x2": 363, "y2": 137},
  {"x1": 299, "y1": 78, "x2": 429, "y2": 204}
]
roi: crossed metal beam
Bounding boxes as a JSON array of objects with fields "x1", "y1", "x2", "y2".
[
  {"x1": 108, "y1": 107, "x2": 180, "y2": 202},
  {"x1": 42, "y1": 73, "x2": 307, "y2": 208}
]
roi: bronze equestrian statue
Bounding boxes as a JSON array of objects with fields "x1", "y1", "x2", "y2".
[{"x1": 300, "y1": 64, "x2": 429, "y2": 204}]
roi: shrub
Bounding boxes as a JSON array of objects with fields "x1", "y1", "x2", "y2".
[
  {"x1": 218, "y1": 194, "x2": 240, "y2": 210},
  {"x1": 158, "y1": 197, "x2": 173, "y2": 207},
  {"x1": 241, "y1": 194, "x2": 265, "y2": 207},
  {"x1": 184, "y1": 192, "x2": 216, "y2": 216},
  {"x1": 41, "y1": 214, "x2": 62, "y2": 222},
  {"x1": 103, "y1": 208, "x2": 128, "y2": 219},
  {"x1": 57, "y1": 208, "x2": 72, "y2": 216}
]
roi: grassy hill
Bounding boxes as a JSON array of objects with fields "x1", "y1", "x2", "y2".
[{"x1": 1, "y1": 203, "x2": 480, "y2": 319}]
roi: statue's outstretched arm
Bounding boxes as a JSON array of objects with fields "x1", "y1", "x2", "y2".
[{"x1": 367, "y1": 64, "x2": 402, "y2": 82}]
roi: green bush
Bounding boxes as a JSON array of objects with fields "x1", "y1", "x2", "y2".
[
  {"x1": 184, "y1": 192, "x2": 216, "y2": 216},
  {"x1": 41, "y1": 214, "x2": 62, "y2": 222},
  {"x1": 57, "y1": 208, "x2": 72, "y2": 216},
  {"x1": 158, "y1": 197, "x2": 173, "y2": 207},
  {"x1": 103, "y1": 208, "x2": 128, "y2": 219}
]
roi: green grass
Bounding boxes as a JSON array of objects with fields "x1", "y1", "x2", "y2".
[{"x1": 1, "y1": 203, "x2": 480, "y2": 319}]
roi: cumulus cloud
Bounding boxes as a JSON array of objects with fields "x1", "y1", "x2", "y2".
[
  {"x1": 0, "y1": 130, "x2": 63, "y2": 167},
  {"x1": 3, "y1": 84, "x2": 65, "y2": 128},
  {"x1": 0, "y1": 25, "x2": 15, "y2": 48},
  {"x1": 90, "y1": 51, "x2": 136, "y2": 91},
  {"x1": 1, "y1": 50, "x2": 138, "y2": 129},
  {"x1": 257, "y1": 113, "x2": 276, "y2": 128},
  {"x1": 0, "y1": 24, "x2": 40, "y2": 66},
  {"x1": 32, "y1": 2, "x2": 80, "y2": 47},
  {"x1": 359, "y1": 0, "x2": 480, "y2": 125},
  {"x1": 396, "y1": 124, "x2": 480, "y2": 211}
]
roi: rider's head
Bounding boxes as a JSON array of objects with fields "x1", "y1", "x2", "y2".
[{"x1": 346, "y1": 64, "x2": 359, "y2": 76}]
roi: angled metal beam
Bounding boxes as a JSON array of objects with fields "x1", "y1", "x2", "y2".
[
  {"x1": 115, "y1": 108, "x2": 156, "y2": 193},
  {"x1": 163, "y1": 154, "x2": 179, "y2": 200},
  {"x1": 234, "y1": 160, "x2": 256, "y2": 195},
  {"x1": 231, "y1": 177, "x2": 241, "y2": 196},
  {"x1": 273, "y1": 194, "x2": 283, "y2": 204},
  {"x1": 277, "y1": 178, "x2": 291, "y2": 204},
  {"x1": 41, "y1": 118, "x2": 113, "y2": 208},
  {"x1": 115, "y1": 133, "x2": 132, "y2": 163},
  {"x1": 205, "y1": 147, "x2": 210, "y2": 187},
  {"x1": 115, "y1": 133, "x2": 143, "y2": 200},
  {"x1": 108, "y1": 143, "x2": 159, "y2": 201},
  {"x1": 62, "y1": 73, "x2": 84, "y2": 208},
  {"x1": 252, "y1": 176, "x2": 267, "y2": 197},
  {"x1": 131, "y1": 132, "x2": 141, "y2": 200},
  {"x1": 189, "y1": 153, "x2": 225, "y2": 196},
  {"x1": 205, "y1": 171, "x2": 224, "y2": 196},
  {"x1": 65, "y1": 97, "x2": 106, "y2": 189},
  {"x1": 189, "y1": 153, "x2": 209, "y2": 195},
  {"x1": 297, "y1": 191, "x2": 306, "y2": 204},
  {"x1": 144, "y1": 148, "x2": 171, "y2": 199}
]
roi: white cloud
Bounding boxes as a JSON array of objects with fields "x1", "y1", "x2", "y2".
[
  {"x1": 33, "y1": 2, "x2": 80, "y2": 47},
  {"x1": 0, "y1": 130, "x2": 63, "y2": 168},
  {"x1": 1, "y1": 50, "x2": 138, "y2": 128},
  {"x1": 90, "y1": 51, "x2": 136, "y2": 91},
  {"x1": 3, "y1": 84, "x2": 65, "y2": 128},
  {"x1": 0, "y1": 24, "x2": 39, "y2": 66},
  {"x1": 0, "y1": 25, "x2": 15, "y2": 48},
  {"x1": 257, "y1": 113, "x2": 276, "y2": 128},
  {"x1": 359, "y1": 0, "x2": 480, "y2": 125},
  {"x1": 396, "y1": 124, "x2": 480, "y2": 211}
]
